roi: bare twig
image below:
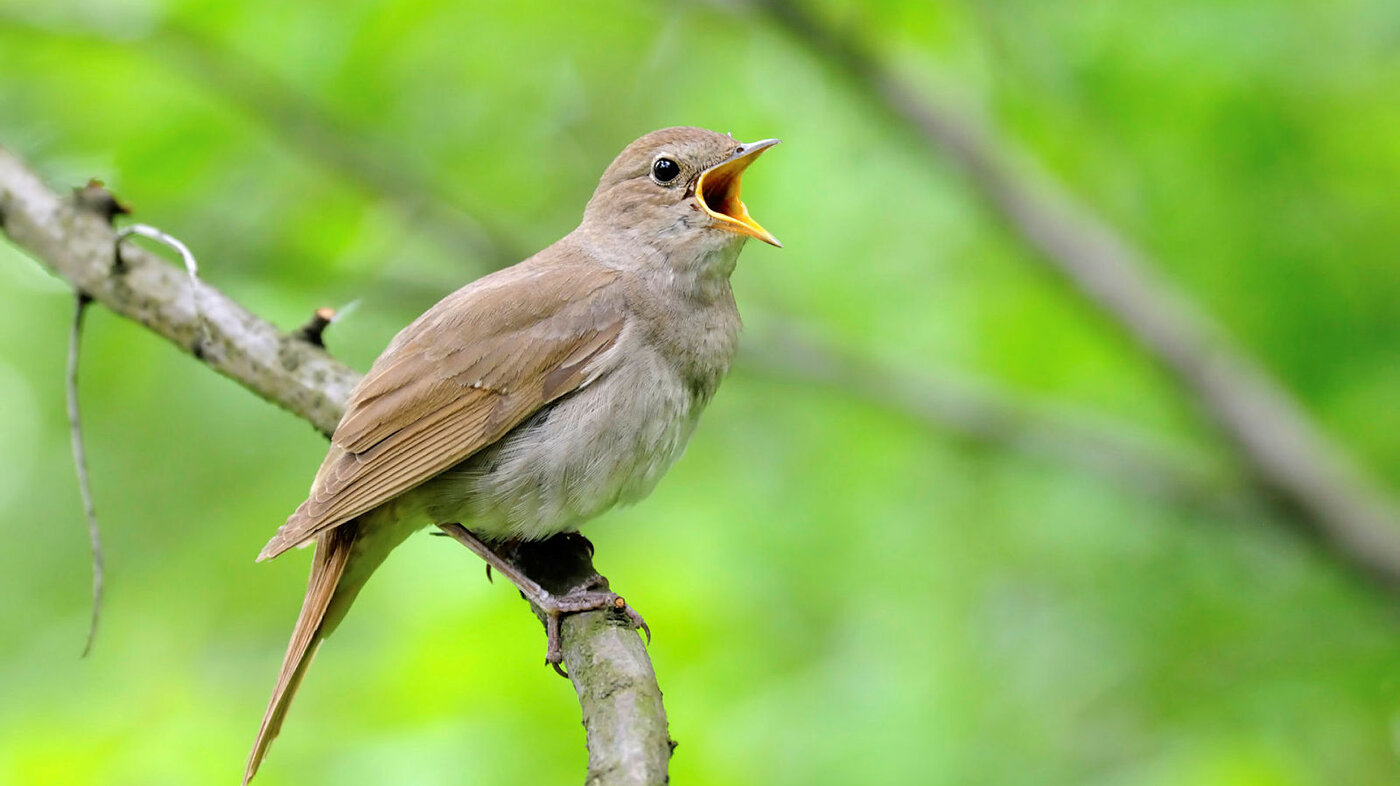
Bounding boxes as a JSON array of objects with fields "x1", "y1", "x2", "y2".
[
  {"x1": 72, "y1": 179, "x2": 130, "y2": 223},
  {"x1": 290, "y1": 306, "x2": 337, "y2": 348},
  {"x1": 116, "y1": 223, "x2": 209, "y2": 352},
  {"x1": 0, "y1": 147, "x2": 669, "y2": 785},
  {"x1": 745, "y1": 0, "x2": 1400, "y2": 588},
  {"x1": 65, "y1": 291, "x2": 102, "y2": 657}
]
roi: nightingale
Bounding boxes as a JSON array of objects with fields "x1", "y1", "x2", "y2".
[{"x1": 244, "y1": 126, "x2": 780, "y2": 783}]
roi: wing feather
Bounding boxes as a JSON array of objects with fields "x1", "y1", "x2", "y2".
[{"x1": 258, "y1": 258, "x2": 626, "y2": 561}]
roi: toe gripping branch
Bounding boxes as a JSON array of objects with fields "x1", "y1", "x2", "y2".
[{"x1": 435, "y1": 525, "x2": 651, "y2": 677}]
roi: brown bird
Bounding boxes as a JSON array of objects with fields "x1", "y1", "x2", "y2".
[{"x1": 244, "y1": 126, "x2": 780, "y2": 783}]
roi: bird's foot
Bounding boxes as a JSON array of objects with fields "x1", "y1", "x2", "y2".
[
  {"x1": 434, "y1": 523, "x2": 650, "y2": 675},
  {"x1": 532, "y1": 587, "x2": 650, "y2": 675}
]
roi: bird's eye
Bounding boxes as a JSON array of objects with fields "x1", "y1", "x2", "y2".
[{"x1": 651, "y1": 157, "x2": 681, "y2": 184}]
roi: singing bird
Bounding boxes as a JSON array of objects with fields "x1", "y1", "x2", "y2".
[{"x1": 245, "y1": 127, "x2": 780, "y2": 782}]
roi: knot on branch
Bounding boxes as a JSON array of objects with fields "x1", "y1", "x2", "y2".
[
  {"x1": 71, "y1": 179, "x2": 130, "y2": 226},
  {"x1": 291, "y1": 307, "x2": 338, "y2": 348}
]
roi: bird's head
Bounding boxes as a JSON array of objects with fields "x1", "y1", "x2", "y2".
[{"x1": 583, "y1": 126, "x2": 781, "y2": 255}]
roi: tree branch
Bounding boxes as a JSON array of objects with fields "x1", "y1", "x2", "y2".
[
  {"x1": 0, "y1": 146, "x2": 670, "y2": 785},
  {"x1": 0, "y1": 148, "x2": 357, "y2": 436},
  {"x1": 739, "y1": 323, "x2": 1241, "y2": 513},
  {"x1": 746, "y1": 0, "x2": 1400, "y2": 588}
]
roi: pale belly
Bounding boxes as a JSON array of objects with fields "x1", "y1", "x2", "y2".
[{"x1": 411, "y1": 353, "x2": 700, "y2": 541}]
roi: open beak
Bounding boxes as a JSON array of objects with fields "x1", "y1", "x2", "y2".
[{"x1": 696, "y1": 138, "x2": 782, "y2": 247}]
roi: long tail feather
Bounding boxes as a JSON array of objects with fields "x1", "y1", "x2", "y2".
[{"x1": 244, "y1": 524, "x2": 358, "y2": 784}]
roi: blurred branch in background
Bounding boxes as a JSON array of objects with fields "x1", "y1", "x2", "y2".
[
  {"x1": 0, "y1": 147, "x2": 669, "y2": 786},
  {"x1": 741, "y1": 0, "x2": 1400, "y2": 588},
  {"x1": 155, "y1": 27, "x2": 528, "y2": 272},
  {"x1": 740, "y1": 321, "x2": 1245, "y2": 515}
]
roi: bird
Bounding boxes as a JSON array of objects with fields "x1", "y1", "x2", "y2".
[{"x1": 244, "y1": 126, "x2": 780, "y2": 783}]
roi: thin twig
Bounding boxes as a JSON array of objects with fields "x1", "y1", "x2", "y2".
[
  {"x1": 291, "y1": 307, "x2": 337, "y2": 348},
  {"x1": 290, "y1": 300, "x2": 361, "y2": 348},
  {"x1": 65, "y1": 291, "x2": 102, "y2": 656},
  {"x1": 116, "y1": 224, "x2": 209, "y2": 352}
]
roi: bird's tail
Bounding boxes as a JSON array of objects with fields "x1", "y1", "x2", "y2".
[{"x1": 243, "y1": 523, "x2": 363, "y2": 785}]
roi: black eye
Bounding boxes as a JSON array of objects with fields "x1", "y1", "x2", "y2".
[{"x1": 651, "y1": 157, "x2": 680, "y2": 184}]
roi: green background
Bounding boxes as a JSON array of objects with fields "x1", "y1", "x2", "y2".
[{"x1": 2, "y1": 1, "x2": 1399, "y2": 784}]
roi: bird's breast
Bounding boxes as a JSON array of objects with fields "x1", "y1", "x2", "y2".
[{"x1": 417, "y1": 341, "x2": 711, "y2": 541}]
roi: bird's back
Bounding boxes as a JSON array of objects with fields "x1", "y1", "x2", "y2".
[{"x1": 412, "y1": 236, "x2": 744, "y2": 541}]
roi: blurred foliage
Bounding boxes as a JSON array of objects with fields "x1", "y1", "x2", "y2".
[{"x1": 2, "y1": 1, "x2": 1399, "y2": 784}]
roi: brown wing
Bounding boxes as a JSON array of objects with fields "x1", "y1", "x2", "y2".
[{"x1": 258, "y1": 258, "x2": 625, "y2": 561}]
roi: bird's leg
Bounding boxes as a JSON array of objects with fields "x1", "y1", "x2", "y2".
[{"x1": 435, "y1": 523, "x2": 649, "y2": 671}]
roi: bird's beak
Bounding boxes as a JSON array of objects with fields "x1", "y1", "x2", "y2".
[{"x1": 696, "y1": 138, "x2": 782, "y2": 247}]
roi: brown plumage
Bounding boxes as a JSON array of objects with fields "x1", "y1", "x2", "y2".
[
  {"x1": 244, "y1": 127, "x2": 779, "y2": 783},
  {"x1": 258, "y1": 263, "x2": 627, "y2": 561}
]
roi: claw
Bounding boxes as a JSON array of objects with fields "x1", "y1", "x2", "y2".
[
  {"x1": 544, "y1": 608, "x2": 570, "y2": 677},
  {"x1": 485, "y1": 564, "x2": 493, "y2": 584},
  {"x1": 613, "y1": 599, "x2": 651, "y2": 644}
]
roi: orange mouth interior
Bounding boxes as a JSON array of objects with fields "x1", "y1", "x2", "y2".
[{"x1": 696, "y1": 149, "x2": 780, "y2": 247}]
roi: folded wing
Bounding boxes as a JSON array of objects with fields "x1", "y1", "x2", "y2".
[{"x1": 258, "y1": 259, "x2": 626, "y2": 560}]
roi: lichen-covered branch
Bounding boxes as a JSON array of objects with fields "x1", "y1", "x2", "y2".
[
  {"x1": 0, "y1": 145, "x2": 670, "y2": 786},
  {"x1": 0, "y1": 148, "x2": 357, "y2": 436}
]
